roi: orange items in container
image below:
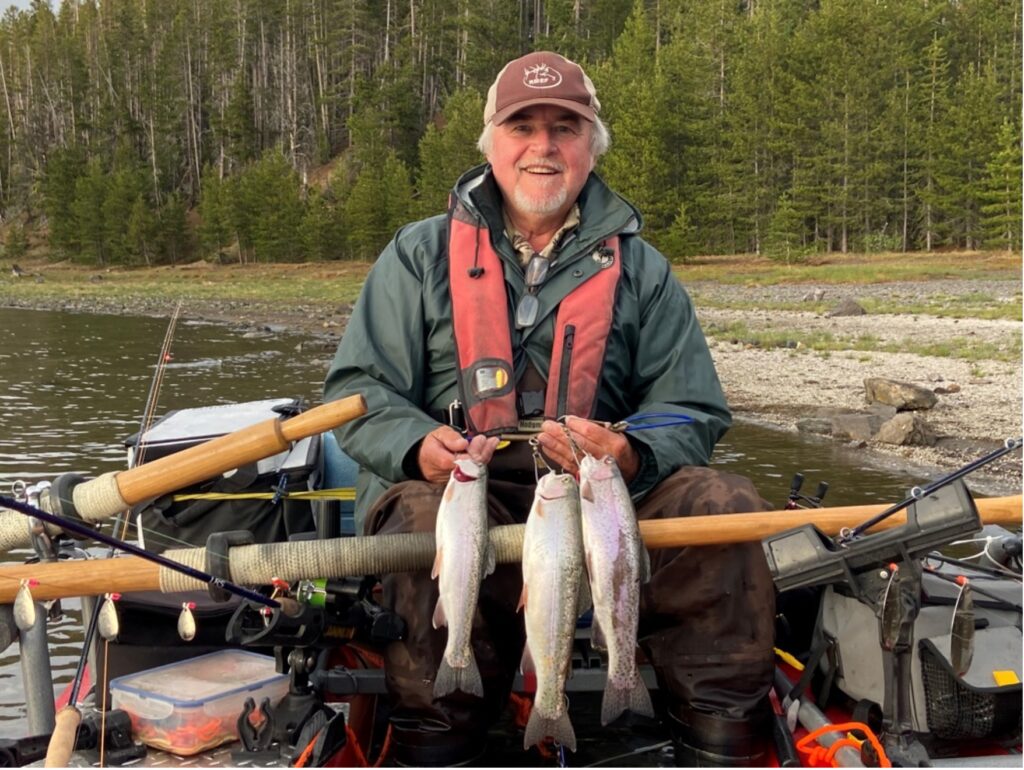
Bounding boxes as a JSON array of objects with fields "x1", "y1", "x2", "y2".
[{"x1": 109, "y1": 650, "x2": 289, "y2": 756}]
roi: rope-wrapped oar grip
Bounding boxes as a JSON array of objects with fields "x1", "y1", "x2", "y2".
[{"x1": 159, "y1": 524, "x2": 527, "y2": 593}]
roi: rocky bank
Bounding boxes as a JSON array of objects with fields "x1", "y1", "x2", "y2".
[{"x1": 2, "y1": 277, "x2": 1021, "y2": 495}]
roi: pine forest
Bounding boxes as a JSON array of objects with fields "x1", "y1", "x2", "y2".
[{"x1": 0, "y1": 0, "x2": 1019, "y2": 265}]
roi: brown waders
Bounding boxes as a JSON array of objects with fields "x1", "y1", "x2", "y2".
[{"x1": 365, "y1": 467, "x2": 776, "y2": 766}]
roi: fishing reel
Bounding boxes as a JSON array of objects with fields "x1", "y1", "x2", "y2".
[{"x1": 226, "y1": 575, "x2": 404, "y2": 649}]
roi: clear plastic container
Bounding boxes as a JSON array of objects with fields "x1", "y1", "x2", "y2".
[{"x1": 109, "y1": 649, "x2": 289, "y2": 756}]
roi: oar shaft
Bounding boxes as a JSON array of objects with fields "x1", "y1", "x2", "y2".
[
  {"x1": 115, "y1": 395, "x2": 366, "y2": 506},
  {"x1": 0, "y1": 495, "x2": 1016, "y2": 604}
]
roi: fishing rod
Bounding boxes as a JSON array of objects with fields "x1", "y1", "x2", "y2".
[
  {"x1": 0, "y1": 496, "x2": 279, "y2": 609},
  {"x1": 57, "y1": 304, "x2": 184, "y2": 759},
  {"x1": 838, "y1": 438, "x2": 1023, "y2": 544}
]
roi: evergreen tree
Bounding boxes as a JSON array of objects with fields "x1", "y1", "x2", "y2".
[
  {"x1": 242, "y1": 150, "x2": 305, "y2": 262},
  {"x1": 40, "y1": 147, "x2": 87, "y2": 257},
  {"x1": 765, "y1": 192, "x2": 806, "y2": 264},
  {"x1": 72, "y1": 159, "x2": 110, "y2": 265},
  {"x1": 415, "y1": 88, "x2": 485, "y2": 218},
  {"x1": 198, "y1": 167, "x2": 233, "y2": 258},
  {"x1": 979, "y1": 120, "x2": 1022, "y2": 251},
  {"x1": 126, "y1": 194, "x2": 158, "y2": 266},
  {"x1": 345, "y1": 149, "x2": 413, "y2": 260},
  {"x1": 156, "y1": 193, "x2": 189, "y2": 264},
  {"x1": 301, "y1": 189, "x2": 346, "y2": 262}
]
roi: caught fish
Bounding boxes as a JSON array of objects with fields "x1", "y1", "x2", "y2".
[
  {"x1": 579, "y1": 454, "x2": 654, "y2": 725},
  {"x1": 520, "y1": 472, "x2": 589, "y2": 753},
  {"x1": 177, "y1": 601, "x2": 196, "y2": 642},
  {"x1": 13, "y1": 580, "x2": 36, "y2": 631},
  {"x1": 431, "y1": 457, "x2": 494, "y2": 699}
]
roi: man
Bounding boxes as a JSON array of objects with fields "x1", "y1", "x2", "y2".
[{"x1": 325, "y1": 51, "x2": 775, "y2": 766}]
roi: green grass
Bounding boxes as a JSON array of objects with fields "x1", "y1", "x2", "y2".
[
  {"x1": 692, "y1": 294, "x2": 1022, "y2": 321},
  {"x1": 706, "y1": 321, "x2": 1022, "y2": 362},
  {"x1": 673, "y1": 250, "x2": 1020, "y2": 285}
]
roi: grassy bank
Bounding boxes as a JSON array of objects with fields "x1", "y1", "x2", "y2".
[{"x1": 1, "y1": 250, "x2": 1018, "y2": 310}]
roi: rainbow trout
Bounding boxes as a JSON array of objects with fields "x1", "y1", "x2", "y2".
[
  {"x1": 431, "y1": 457, "x2": 494, "y2": 698},
  {"x1": 579, "y1": 453, "x2": 654, "y2": 725},
  {"x1": 520, "y1": 471, "x2": 589, "y2": 752}
]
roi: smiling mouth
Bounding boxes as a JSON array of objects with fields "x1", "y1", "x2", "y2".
[{"x1": 521, "y1": 164, "x2": 563, "y2": 175}]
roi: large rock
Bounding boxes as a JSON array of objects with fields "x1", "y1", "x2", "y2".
[
  {"x1": 826, "y1": 298, "x2": 867, "y2": 317},
  {"x1": 864, "y1": 377, "x2": 938, "y2": 411},
  {"x1": 830, "y1": 412, "x2": 888, "y2": 442},
  {"x1": 873, "y1": 413, "x2": 938, "y2": 446}
]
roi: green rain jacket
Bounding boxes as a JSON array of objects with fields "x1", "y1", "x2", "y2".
[{"x1": 324, "y1": 164, "x2": 731, "y2": 529}]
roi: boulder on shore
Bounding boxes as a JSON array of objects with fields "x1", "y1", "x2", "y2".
[
  {"x1": 864, "y1": 377, "x2": 938, "y2": 411},
  {"x1": 826, "y1": 298, "x2": 867, "y2": 317},
  {"x1": 872, "y1": 413, "x2": 938, "y2": 446}
]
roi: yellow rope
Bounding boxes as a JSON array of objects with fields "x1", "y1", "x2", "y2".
[
  {"x1": 774, "y1": 646, "x2": 805, "y2": 671},
  {"x1": 172, "y1": 487, "x2": 356, "y2": 502}
]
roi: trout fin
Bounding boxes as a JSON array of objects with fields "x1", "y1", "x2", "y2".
[
  {"x1": 484, "y1": 542, "x2": 496, "y2": 577},
  {"x1": 431, "y1": 547, "x2": 443, "y2": 580},
  {"x1": 434, "y1": 654, "x2": 484, "y2": 699},
  {"x1": 523, "y1": 708, "x2": 577, "y2": 753},
  {"x1": 580, "y1": 479, "x2": 594, "y2": 503},
  {"x1": 576, "y1": 577, "x2": 592, "y2": 618},
  {"x1": 601, "y1": 675, "x2": 655, "y2": 725},
  {"x1": 431, "y1": 598, "x2": 446, "y2": 629},
  {"x1": 519, "y1": 641, "x2": 535, "y2": 674},
  {"x1": 590, "y1": 616, "x2": 607, "y2": 651},
  {"x1": 640, "y1": 546, "x2": 651, "y2": 583},
  {"x1": 517, "y1": 583, "x2": 528, "y2": 612}
]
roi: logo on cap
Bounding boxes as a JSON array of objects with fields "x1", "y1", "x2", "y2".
[{"x1": 523, "y1": 63, "x2": 562, "y2": 89}]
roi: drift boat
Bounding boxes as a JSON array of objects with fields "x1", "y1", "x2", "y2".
[{"x1": 0, "y1": 397, "x2": 1019, "y2": 767}]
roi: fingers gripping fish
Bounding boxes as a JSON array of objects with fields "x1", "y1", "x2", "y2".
[
  {"x1": 579, "y1": 453, "x2": 654, "y2": 725},
  {"x1": 520, "y1": 472, "x2": 590, "y2": 753},
  {"x1": 432, "y1": 457, "x2": 495, "y2": 699}
]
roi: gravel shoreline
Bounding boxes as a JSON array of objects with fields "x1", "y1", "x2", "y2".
[{"x1": 2, "y1": 278, "x2": 1021, "y2": 496}]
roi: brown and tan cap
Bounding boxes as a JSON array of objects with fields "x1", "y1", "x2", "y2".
[{"x1": 484, "y1": 51, "x2": 600, "y2": 126}]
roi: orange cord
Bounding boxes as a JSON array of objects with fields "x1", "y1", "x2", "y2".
[{"x1": 795, "y1": 721, "x2": 891, "y2": 768}]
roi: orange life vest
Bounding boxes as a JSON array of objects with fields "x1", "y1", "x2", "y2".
[{"x1": 448, "y1": 200, "x2": 621, "y2": 436}]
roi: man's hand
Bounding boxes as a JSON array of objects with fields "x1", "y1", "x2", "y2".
[
  {"x1": 535, "y1": 416, "x2": 640, "y2": 483},
  {"x1": 417, "y1": 427, "x2": 499, "y2": 483}
]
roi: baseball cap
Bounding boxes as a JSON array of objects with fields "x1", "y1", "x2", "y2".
[{"x1": 483, "y1": 51, "x2": 601, "y2": 126}]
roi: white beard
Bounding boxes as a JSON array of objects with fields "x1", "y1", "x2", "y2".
[{"x1": 512, "y1": 184, "x2": 568, "y2": 216}]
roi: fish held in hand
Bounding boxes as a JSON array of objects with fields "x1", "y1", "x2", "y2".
[
  {"x1": 579, "y1": 453, "x2": 654, "y2": 725},
  {"x1": 520, "y1": 472, "x2": 589, "y2": 753},
  {"x1": 432, "y1": 456, "x2": 494, "y2": 699}
]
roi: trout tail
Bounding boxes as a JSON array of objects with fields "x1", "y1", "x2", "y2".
[
  {"x1": 523, "y1": 708, "x2": 577, "y2": 753},
  {"x1": 433, "y1": 654, "x2": 484, "y2": 699},
  {"x1": 601, "y1": 675, "x2": 655, "y2": 725}
]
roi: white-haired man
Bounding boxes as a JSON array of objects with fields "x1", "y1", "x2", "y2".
[{"x1": 326, "y1": 51, "x2": 774, "y2": 766}]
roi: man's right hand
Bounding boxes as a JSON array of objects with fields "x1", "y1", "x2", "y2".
[{"x1": 417, "y1": 428, "x2": 498, "y2": 483}]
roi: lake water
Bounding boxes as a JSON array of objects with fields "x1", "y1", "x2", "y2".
[{"x1": 0, "y1": 306, "x2": 939, "y2": 737}]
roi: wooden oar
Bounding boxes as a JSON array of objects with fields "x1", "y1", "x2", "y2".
[
  {"x1": 0, "y1": 495, "x2": 1017, "y2": 603},
  {"x1": 0, "y1": 395, "x2": 366, "y2": 551}
]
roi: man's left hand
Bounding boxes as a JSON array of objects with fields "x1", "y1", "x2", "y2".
[{"x1": 535, "y1": 416, "x2": 640, "y2": 483}]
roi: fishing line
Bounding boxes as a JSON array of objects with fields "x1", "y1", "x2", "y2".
[{"x1": 0, "y1": 496, "x2": 279, "y2": 609}]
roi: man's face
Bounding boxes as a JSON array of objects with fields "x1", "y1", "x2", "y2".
[{"x1": 487, "y1": 106, "x2": 595, "y2": 223}]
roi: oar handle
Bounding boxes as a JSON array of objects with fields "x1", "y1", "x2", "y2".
[
  {"x1": 44, "y1": 706, "x2": 80, "y2": 768},
  {"x1": 115, "y1": 395, "x2": 366, "y2": 506}
]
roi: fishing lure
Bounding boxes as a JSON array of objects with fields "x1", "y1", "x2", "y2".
[
  {"x1": 98, "y1": 592, "x2": 121, "y2": 641},
  {"x1": 13, "y1": 579, "x2": 37, "y2": 630},
  {"x1": 178, "y1": 601, "x2": 197, "y2": 642}
]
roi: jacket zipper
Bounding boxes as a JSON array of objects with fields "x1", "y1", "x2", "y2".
[{"x1": 556, "y1": 324, "x2": 575, "y2": 417}]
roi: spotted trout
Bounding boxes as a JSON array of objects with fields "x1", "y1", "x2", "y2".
[
  {"x1": 579, "y1": 453, "x2": 654, "y2": 725},
  {"x1": 520, "y1": 471, "x2": 589, "y2": 752},
  {"x1": 431, "y1": 456, "x2": 494, "y2": 699}
]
